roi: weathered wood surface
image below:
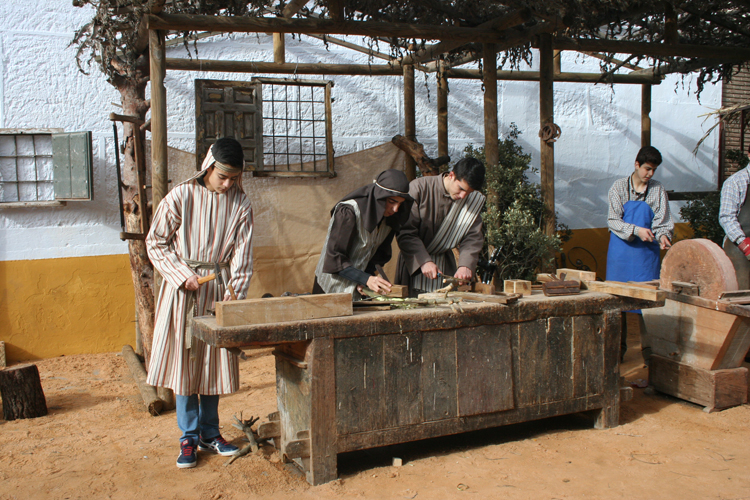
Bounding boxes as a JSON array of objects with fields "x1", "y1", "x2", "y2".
[
  {"x1": 216, "y1": 292, "x2": 352, "y2": 327},
  {"x1": 194, "y1": 291, "x2": 663, "y2": 348},
  {"x1": 583, "y1": 280, "x2": 665, "y2": 302},
  {"x1": 642, "y1": 296, "x2": 750, "y2": 370},
  {"x1": 0, "y1": 363, "x2": 48, "y2": 420},
  {"x1": 122, "y1": 345, "x2": 162, "y2": 416},
  {"x1": 649, "y1": 354, "x2": 748, "y2": 412}
]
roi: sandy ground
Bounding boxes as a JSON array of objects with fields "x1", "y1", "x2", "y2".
[{"x1": 2, "y1": 329, "x2": 750, "y2": 500}]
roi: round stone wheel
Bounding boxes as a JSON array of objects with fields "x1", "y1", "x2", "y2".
[{"x1": 659, "y1": 238, "x2": 737, "y2": 300}]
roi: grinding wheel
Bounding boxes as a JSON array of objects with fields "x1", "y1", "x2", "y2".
[{"x1": 659, "y1": 238, "x2": 738, "y2": 300}]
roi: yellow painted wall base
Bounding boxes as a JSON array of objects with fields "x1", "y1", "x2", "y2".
[
  {"x1": 560, "y1": 222, "x2": 694, "y2": 281},
  {"x1": 0, "y1": 254, "x2": 135, "y2": 363}
]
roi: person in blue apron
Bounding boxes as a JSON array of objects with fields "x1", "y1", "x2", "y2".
[{"x1": 606, "y1": 146, "x2": 674, "y2": 363}]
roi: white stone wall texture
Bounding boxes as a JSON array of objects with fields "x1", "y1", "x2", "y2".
[{"x1": 0, "y1": 1, "x2": 721, "y2": 261}]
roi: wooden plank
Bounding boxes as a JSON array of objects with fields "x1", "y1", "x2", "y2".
[
  {"x1": 547, "y1": 317, "x2": 574, "y2": 402},
  {"x1": 516, "y1": 318, "x2": 550, "y2": 407},
  {"x1": 583, "y1": 280, "x2": 665, "y2": 302},
  {"x1": 556, "y1": 268, "x2": 596, "y2": 281},
  {"x1": 335, "y1": 336, "x2": 385, "y2": 435},
  {"x1": 216, "y1": 293, "x2": 352, "y2": 327},
  {"x1": 572, "y1": 315, "x2": 604, "y2": 399},
  {"x1": 649, "y1": 354, "x2": 748, "y2": 411},
  {"x1": 456, "y1": 324, "x2": 514, "y2": 416},
  {"x1": 642, "y1": 298, "x2": 750, "y2": 370},
  {"x1": 671, "y1": 281, "x2": 699, "y2": 296},
  {"x1": 504, "y1": 279, "x2": 532, "y2": 296},
  {"x1": 307, "y1": 337, "x2": 337, "y2": 485},
  {"x1": 594, "y1": 311, "x2": 622, "y2": 429},
  {"x1": 421, "y1": 330, "x2": 457, "y2": 421},
  {"x1": 384, "y1": 332, "x2": 423, "y2": 427}
]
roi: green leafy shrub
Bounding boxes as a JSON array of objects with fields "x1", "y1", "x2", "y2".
[{"x1": 465, "y1": 124, "x2": 568, "y2": 282}]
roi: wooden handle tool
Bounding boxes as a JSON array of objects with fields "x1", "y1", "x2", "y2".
[{"x1": 195, "y1": 273, "x2": 238, "y2": 300}]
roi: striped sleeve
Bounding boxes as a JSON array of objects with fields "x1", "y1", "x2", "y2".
[
  {"x1": 607, "y1": 178, "x2": 637, "y2": 241},
  {"x1": 146, "y1": 187, "x2": 195, "y2": 289},
  {"x1": 227, "y1": 205, "x2": 254, "y2": 300},
  {"x1": 719, "y1": 168, "x2": 750, "y2": 244}
]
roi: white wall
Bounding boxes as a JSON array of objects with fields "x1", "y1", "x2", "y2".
[{"x1": 0, "y1": 1, "x2": 721, "y2": 261}]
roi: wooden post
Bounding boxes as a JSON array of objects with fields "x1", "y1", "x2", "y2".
[
  {"x1": 273, "y1": 33, "x2": 286, "y2": 63},
  {"x1": 437, "y1": 59, "x2": 449, "y2": 158},
  {"x1": 641, "y1": 84, "x2": 652, "y2": 148},
  {"x1": 403, "y1": 64, "x2": 416, "y2": 181},
  {"x1": 149, "y1": 29, "x2": 168, "y2": 215},
  {"x1": 553, "y1": 49, "x2": 562, "y2": 74},
  {"x1": 0, "y1": 364, "x2": 48, "y2": 420},
  {"x1": 483, "y1": 43, "x2": 499, "y2": 205},
  {"x1": 539, "y1": 34, "x2": 555, "y2": 237}
]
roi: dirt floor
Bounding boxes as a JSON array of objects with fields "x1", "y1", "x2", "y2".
[{"x1": 2, "y1": 329, "x2": 750, "y2": 500}]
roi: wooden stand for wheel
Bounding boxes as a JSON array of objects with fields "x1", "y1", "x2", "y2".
[
  {"x1": 649, "y1": 355, "x2": 748, "y2": 412},
  {"x1": 0, "y1": 363, "x2": 48, "y2": 420}
]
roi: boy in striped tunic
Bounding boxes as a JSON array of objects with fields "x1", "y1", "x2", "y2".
[
  {"x1": 146, "y1": 138, "x2": 253, "y2": 469},
  {"x1": 395, "y1": 158, "x2": 486, "y2": 294}
]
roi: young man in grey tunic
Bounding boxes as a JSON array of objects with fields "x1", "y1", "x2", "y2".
[{"x1": 395, "y1": 158, "x2": 486, "y2": 294}]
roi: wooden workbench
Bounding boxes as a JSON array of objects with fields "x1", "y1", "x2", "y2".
[{"x1": 193, "y1": 290, "x2": 662, "y2": 485}]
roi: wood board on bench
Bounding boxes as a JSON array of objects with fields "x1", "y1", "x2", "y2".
[{"x1": 216, "y1": 293, "x2": 352, "y2": 327}]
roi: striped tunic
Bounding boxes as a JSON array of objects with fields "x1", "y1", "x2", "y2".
[
  {"x1": 145, "y1": 177, "x2": 253, "y2": 396},
  {"x1": 315, "y1": 200, "x2": 392, "y2": 296},
  {"x1": 396, "y1": 174, "x2": 485, "y2": 292}
]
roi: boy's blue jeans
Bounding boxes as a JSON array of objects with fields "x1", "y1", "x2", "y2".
[{"x1": 175, "y1": 394, "x2": 220, "y2": 443}]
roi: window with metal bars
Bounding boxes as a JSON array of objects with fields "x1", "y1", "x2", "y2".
[
  {"x1": 0, "y1": 130, "x2": 92, "y2": 205},
  {"x1": 259, "y1": 78, "x2": 334, "y2": 177},
  {"x1": 195, "y1": 78, "x2": 334, "y2": 178}
]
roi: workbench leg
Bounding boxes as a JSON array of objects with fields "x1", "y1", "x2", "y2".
[
  {"x1": 595, "y1": 311, "x2": 622, "y2": 429},
  {"x1": 307, "y1": 337, "x2": 338, "y2": 485}
]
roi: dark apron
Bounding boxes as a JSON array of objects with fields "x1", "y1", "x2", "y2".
[{"x1": 723, "y1": 195, "x2": 750, "y2": 290}]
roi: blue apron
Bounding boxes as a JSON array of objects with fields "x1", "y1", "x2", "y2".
[{"x1": 606, "y1": 183, "x2": 661, "y2": 283}]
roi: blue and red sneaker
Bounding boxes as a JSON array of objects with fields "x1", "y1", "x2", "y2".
[
  {"x1": 176, "y1": 437, "x2": 197, "y2": 469},
  {"x1": 198, "y1": 435, "x2": 239, "y2": 457}
]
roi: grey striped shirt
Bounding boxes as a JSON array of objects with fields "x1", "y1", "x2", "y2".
[{"x1": 607, "y1": 176, "x2": 673, "y2": 242}]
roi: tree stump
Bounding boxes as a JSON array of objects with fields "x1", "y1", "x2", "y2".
[{"x1": 0, "y1": 363, "x2": 48, "y2": 420}]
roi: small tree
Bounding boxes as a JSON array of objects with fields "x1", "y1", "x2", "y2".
[{"x1": 465, "y1": 124, "x2": 568, "y2": 282}]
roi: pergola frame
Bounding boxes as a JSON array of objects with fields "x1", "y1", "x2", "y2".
[{"x1": 145, "y1": 11, "x2": 747, "y2": 235}]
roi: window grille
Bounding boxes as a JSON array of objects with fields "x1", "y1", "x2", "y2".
[
  {"x1": 259, "y1": 78, "x2": 334, "y2": 177},
  {"x1": 0, "y1": 133, "x2": 55, "y2": 203}
]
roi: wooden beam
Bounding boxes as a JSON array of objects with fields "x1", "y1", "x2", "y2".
[
  {"x1": 216, "y1": 293, "x2": 353, "y2": 327},
  {"x1": 539, "y1": 33, "x2": 555, "y2": 237},
  {"x1": 403, "y1": 64, "x2": 416, "y2": 181},
  {"x1": 437, "y1": 60, "x2": 449, "y2": 157},
  {"x1": 446, "y1": 68, "x2": 659, "y2": 84},
  {"x1": 149, "y1": 29, "x2": 168, "y2": 215},
  {"x1": 305, "y1": 33, "x2": 392, "y2": 61},
  {"x1": 273, "y1": 33, "x2": 285, "y2": 63},
  {"x1": 483, "y1": 43, "x2": 498, "y2": 174},
  {"x1": 584, "y1": 280, "x2": 666, "y2": 302},
  {"x1": 397, "y1": 8, "x2": 532, "y2": 66},
  {"x1": 282, "y1": 0, "x2": 308, "y2": 18},
  {"x1": 642, "y1": 84, "x2": 652, "y2": 147},
  {"x1": 146, "y1": 13, "x2": 518, "y2": 43},
  {"x1": 552, "y1": 36, "x2": 750, "y2": 60},
  {"x1": 165, "y1": 58, "x2": 402, "y2": 75}
]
